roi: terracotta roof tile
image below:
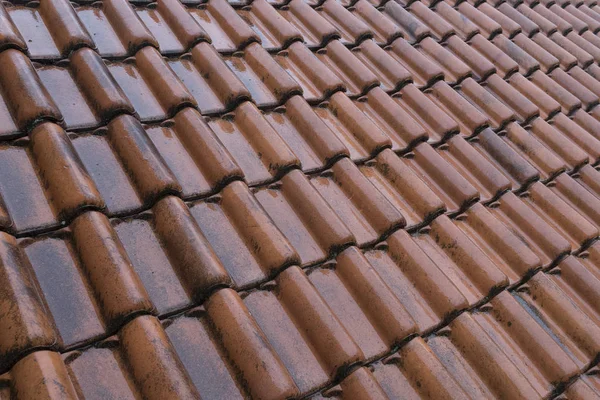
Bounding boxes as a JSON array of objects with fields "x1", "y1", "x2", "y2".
[
  {"x1": 385, "y1": 37, "x2": 444, "y2": 88},
  {"x1": 479, "y1": 3, "x2": 523, "y2": 38},
  {"x1": 511, "y1": 36, "x2": 557, "y2": 73},
  {"x1": 275, "y1": 41, "x2": 345, "y2": 103},
  {"x1": 353, "y1": 88, "x2": 429, "y2": 152},
  {"x1": 434, "y1": 2, "x2": 480, "y2": 41},
  {"x1": 359, "y1": 149, "x2": 445, "y2": 229},
  {"x1": 471, "y1": 127, "x2": 541, "y2": 190},
  {"x1": 280, "y1": 0, "x2": 340, "y2": 48},
  {"x1": 238, "y1": 0, "x2": 302, "y2": 51},
  {"x1": 350, "y1": 0, "x2": 403, "y2": 45},
  {"x1": 457, "y1": 2, "x2": 503, "y2": 38},
  {"x1": 315, "y1": 40, "x2": 379, "y2": 97},
  {"x1": 3, "y1": 0, "x2": 600, "y2": 396},
  {"x1": 262, "y1": 96, "x2": 348, "y2": 171},
  {"x1": 444, "y1": 35, "x2": 497, "y2": 82},
  {"x1": 0, "y1": 2, "x2": 26, "y2": 53},
  {"x1": 499, "y1": 3, "x2": 541, "y2": 38},
  {"x1": 381, "y1": 2, "x2": 431, "y2": 44},
  {"x1": 459, "y1": 77, "x2": 517, "y2": 129}
]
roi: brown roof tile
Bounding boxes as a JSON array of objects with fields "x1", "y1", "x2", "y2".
[
  {"x1": 275, "y1": 41, "x2": 345, "y2": 103},
  {"x1": 3, "y1": 0, "x2": 600, "y2": 397},
  {"x1": 238, "y1": 0, "x2": 302, "y2": 51},
  {"x1": 280, "y1": 0, "x2": 339, "y2": 48},
  {"x1": 350, "y1": 0, "x2": 403, "y2": 45}
]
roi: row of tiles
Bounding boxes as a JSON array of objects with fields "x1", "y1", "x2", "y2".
[
  {"x1": 1, "y1": 242, "x2": 600, "y2": 399},
  {"x1": 3, "y1": 20, "x2": 600, "y2": 138},
  {"x1": 4, "y1": 0, "x2": 600, "y2": 82},
  {"x1": 4, "y1": 0, "x2": 600, "y2": 58},
  {"x1": 13, "y1": 0, "x2": 600, "y2": 7},
  {"x1": 1, "y1": 97, "x2": 599, "y2": 235},
  {"x1": 1, "y1": 158, "x2": 599, "y2": 371},
  {"x1": 312, "y1": 261, "x2": 600, "y2": 400}
]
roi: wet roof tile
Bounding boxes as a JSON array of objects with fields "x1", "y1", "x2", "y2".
[{"x1": 3, "y1": 0, "x2": 600, "y2": 397}]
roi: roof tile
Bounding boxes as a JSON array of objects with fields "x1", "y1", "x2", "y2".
[
  {"x1": 456, "y1": 203, "x2": 542, "y2": 283},
  {"x1": 316, "y1": 40, "x2": 379, "y2": 97},
  {"x1": 484, "y1": 74, "x2": 540, "y2": 123},
  {"x1": 0, "y1": 49, "x2": 62, "y2": 137},
  {"x1": 0, "y1": 233, "x2": 58, "y2": 371},
  {"x1": 0, "y1": 2, "x2": 26, "y2": 53},
  {"x1": 148, "y1": 109, "x2": 243, "y2": 197},
  {"x1": 530, "y1": 69, "x2": 583, "y2": 114},
  {"x1": 532, "y1": 30, "x2": 579, "y2": 70},
  {"x1": 3, "y1": 0, "x2": 600, "y2": 395},
  {"x1": 556, "y1": 4, "x2": 593, "y2": 33},
  {"x1": 97, "y1": 0, "x2": 158, "y2": 55},
  {"x1": 350, "y1": 0, "x2": 403, "y2": 45},
  {"x1": 208, "y1": 101, "x2": 300, "y2": 184},
  {"x1": 509, "y1": 73, "x2": 560, "y2": 119},
  {"x1": 316, "y1": 92, "x2": 392, "y2": 161},
  {"x1": 386, "y1": 37, "x2": 444, "y2": 89},
  {"x1": 352, "y1": 40, "x2": 412, "y2": 93},
  {"x1": 444, "y1": 35, "x2": 497, "y2": 82},
  {"x1": 371, "y1": 231, "x2": 472, "y2": 330},
  {"x1": 503, "y1": 121, "x2": 568, "y2": 181},
  {"x1": 354, "y1": 88, "x2": 429, "y2": 152},
  {"x1": 190, "y1": 0, "x2": 259, "y2": 53},
  {"x1": 529, "y1": 117, "x2": 591, "y2": 170},
  {"x1": 37, "y1": 0, "x2": 94, "y2": 57},
  {"x1": 523, "y1": 181, "x2": 599, "y2": 251},
  {"x1": 552, "y1": 67, "x2": 599, "y2": 109},
  {"x1": 492, "y1": 34, "x2": 541, "y2": 76},
  {"x1": 409, "y1": 1, "x2": 455, "y2": 42},
  {"x1": 566, "y1": 372, "x2": 600, "y2": 399},
  {"x1": 478, "y1": 3, "x2": 522, "y2": 38},
  {"x1": 438, "y1": 135, "x2": 511, "y2": 203},
  {"x1": 238, "y1": 0, "x2": 302, "y2": 52},
  {"x1": 312, "y1": 247, "x2": 418, "y2": 353},
  {"x1": 281, "y1": 0, "x2": 339, "y2": 49},
  {"x1": 434, "y1": 2, "x2": 480, "y2": 41},
  {"x1": 535, "y1": 3, "x2": 575, "y2": 34},
  {"x1": 567, "y1": 31, "x2": 600, "y2": 64},
  {"x1": 254, "y1": 169, "x2": 355, "y2": 265},
  {"x1": 498, "y1": 3, "x2": 541, "y2": 37},
  {"x1": 551, "y1": 31, "x2": 595, "y2": 68},
  {"x1": 275, "y1": 41, "x2": 345, "y2": 103},
  {"x1": 318, "y1": 0, "x2": 372, "y2": 46},
  {"x1": 418, "y1": 37, "x2": 472, "y2": 86},
  {"x1": 393, "y1": 84, "x2": 460, "y2": 143},
  {"x1": 459, "y1": 77, "x2": 516, "y2": 130},
  {"x1": 518, "y1": 4, "x2": 560, "y2": 36},
  {"x1": 311, "y1": 158, "x2": 406, "y2": 245},
  {"x1": 30, "y1": 122, "x2": 104, "y2": 220},
  {"x1": 403, "y1": 142, "x2": 480, "y2": 214},
  {"x1": 382, "y1": 2, "x2": 430, "y2": 44},
  {"x1": 418, "y1": 215, "x2": 509, "y2": 302},
  {"x1": 262, "y1": 95, "x2": 348, "y2": 172},
  {"x1": 551, "y1": 112, "x2": 600, "y2": 163},
  {"x1": 518, "y1": 273, "x2": 600, "y2": 367},
  {"x1": 0, "y1": 128, "x2": 102, "y2": 234},
  {"x1": 471, "y1": 127, "x2": 541, "y2": 191},
  {"x1": 490, "y1": 191, "x2": 572, "y2": 267},
  {"x1": 425, "y1": 81, "x2": 489, "y2": 137},
  {"x1": 550, "y1": 172, "x2": 600, "y2": 228},
  {"x1": 457, "y1": 2, "x2": 503, "y2": 39},
  {"x1": 360, "y1": 149, "x2": 446, "y2": 229}
]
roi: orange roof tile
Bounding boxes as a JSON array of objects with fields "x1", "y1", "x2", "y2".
[{"x1": 1, "y1": 0, "x2": 600, "y2": 398}]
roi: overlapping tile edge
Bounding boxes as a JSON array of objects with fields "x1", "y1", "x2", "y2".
[{"x1": 2, "y1": 0, "x2": 600, "y2": 398}]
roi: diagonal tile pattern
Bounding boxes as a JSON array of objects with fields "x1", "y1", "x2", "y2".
[{"x1": 2, "y1": 0, "x2": 600, "y2": 398}]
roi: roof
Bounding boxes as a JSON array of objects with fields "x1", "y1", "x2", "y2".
[{"x1": 1, "y1": 0, "x2": 600, "y2": 398}]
